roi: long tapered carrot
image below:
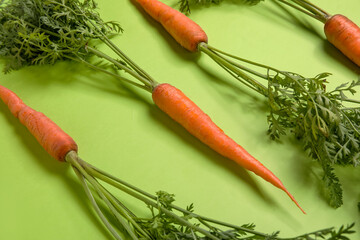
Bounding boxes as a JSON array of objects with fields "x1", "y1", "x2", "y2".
[
  {"x1": 152, "y1": 83, "x2": 306, "y2": 214},
  {"x1": 134, "y1": 0, "x2": 305, "y2": 213},
  {"x1": 135, "y1": 0, "x2": 207, "y2": 52},
  {"x1": 0, "y1": 85, "x2": 78, "y2": 161},
  {"x1": 324, "y1": 14, "x2": 360, "y2": 66}
]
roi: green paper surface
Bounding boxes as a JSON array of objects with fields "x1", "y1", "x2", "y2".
[{"x1": 0, "y1": 0, "x2": 359, "y2": 239}]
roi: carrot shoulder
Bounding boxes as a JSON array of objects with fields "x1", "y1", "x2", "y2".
[
  {"x1": 135, "y1": 0, "x2": 208, "y2": 52},
  {"x1": 0, "y1": 85, "x2": 78, "y2": 161},
  {"x1": 324, "y1": 14, "x2": 360, "y2": 66},
  {"x1": 152, "y1": 83, "x2": 305, "y2": 213}
]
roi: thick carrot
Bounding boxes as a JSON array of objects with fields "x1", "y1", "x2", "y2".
[
  {"x1": 135, "y1": 0, "x2": 207, "y2": 52},
  {"x1": 152, "y1": 83, "x2": 306, "y2": 214},
  {"x1": 0, "y1": 85, "x2": 78, "y2": 161},
  {"x1": 324, "y1": 14, "x2": 360, "y2": 66}
]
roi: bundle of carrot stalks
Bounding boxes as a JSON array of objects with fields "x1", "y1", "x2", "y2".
[{"x1": 0, "y1": 84, "x2": 355, "y2": 240}]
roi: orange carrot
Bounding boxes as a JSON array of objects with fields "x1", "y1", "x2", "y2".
[
  {"x1": 152, "y1": 83, "x2": 306, "y2": 214},
  {"x1": 324, "y1": 14, "x2": 360, "y2": 66},
  {"x1": 0, "y1": 85, "x2": 78, "y2": 161},
  {"x1": 134, "y1": 0, "x2": 304, "y2": 213},
  {"x1": 135, "y1": 0, "x2": 207, "y2": 52}
]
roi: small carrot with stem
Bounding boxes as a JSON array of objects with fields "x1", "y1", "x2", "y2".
[
  {"x1": 276, "y1": 0, "x2": 360, "y2": 67},
  {"x1": 3, "y1": 84, "x2": 354, "y2": 240},
  {"x1": 0, "y1": 0, "x2": 305, "y2": 212},
  {"x1": 133, "y1": 0, "x2": 360, "y2": 208}
]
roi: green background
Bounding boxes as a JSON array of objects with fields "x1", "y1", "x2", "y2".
[{"x1": 0, "y1": 0, "x2": 359, "y2": 239}]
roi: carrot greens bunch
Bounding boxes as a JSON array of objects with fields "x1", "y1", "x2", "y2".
[
  {"x1": 0, "y1": 0, "x2": 157, "y2": 93},
  {"x1": 0, "y1": 0, "x2": 122, "y2": 72}
]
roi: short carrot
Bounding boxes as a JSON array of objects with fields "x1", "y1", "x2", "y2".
[
  {"x1": 152, "y1": 83, "x2": 305, "y2": 214},
  {"x1": 324, "y1": 14, "x2": 360, "y2": 66},
  {"x1": 274, "y1": 0, "x2": 360, "y2": 67},
  {"x1": 135, "y1": 0, "x2": 207, "y2": 52},
  {"x1": 136, "y1": 0, "x2": 206, "y2": 52},
  {"x1": 0, "y1": 85, "x2": 78, "y2": 161}
]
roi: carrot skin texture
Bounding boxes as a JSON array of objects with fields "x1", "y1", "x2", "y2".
[
  {"x1": 152, "y1": 83, "x2": 305, "y2": 213},
  {"x1": 324, "y1": 14, "x2": 360, "y2": 66},
  {"x1": 135, "y1": 0, "x2": 208, "y2": 52},
  {"x1": 0, "y1": 85, "x2": 78, "y2": 161}
]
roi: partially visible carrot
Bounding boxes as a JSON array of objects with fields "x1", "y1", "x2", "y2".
[
  {"x1": 135, "y1": 0, "x2": 207, "y2": 52},
  {"x1": 324, "y1": 14, "x2": 360, "y2": 66},
  {"x1": 152, "y1": 83, "x2": 306, "y2": 214},
  {"x1": 0, "y1": 85, "x2": 78, "y2": 161}
]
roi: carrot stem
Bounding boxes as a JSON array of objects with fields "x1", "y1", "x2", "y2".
[
  {"x1": 72, "y1": 166, "x2": 125, "y2": 240},
  {"x1": 293, "y1": 0, "x2": 330, "y2": 17},
  {"x1": 204, "y1": 44, "x2": 271, "y2": 80},
  {"x1": 86, "y1": 46, "x2": 155, "y2": 89},
  {"x1": 100, "y1": 35, "x2": 156, "y2": 84},
  {"x1": 66, "y1": 55, "x2": 151, "y2": 92},
  {"x1": 281, "y1": 0, "x2": 330, "y2": 23},
  {"x1": 205, "y1": 50, "x2": 263, "y2": 94},
  {"x1": 89, "y1": 170, "x2": 213, "y2": 237},
  {"x1": 341, "y1": 111, "x2": 360, "y2": 136},
  {"x1": 81, "y1": 160, "x2": 276, "y2": 238},
  {"x1": 204, "y1": 44, "x2": 279, "y2": 76},
  {"x1": 276, "y1": 0, "x2": 324, "y2": 22},
  {"x1": 82, "y1": 162, "x2": 221, "y2": 240},
  {"x1": 72, "y1": 2, "x2": 157, "y2": 86},
  {"x1": 95, "y1": 181, "x2": 151, "y2": 238},
  {"x1": 343, "y1": 98, "x2": 360, "y2": 104},
  {"x1": 199, "y1": 43, "x2": 268, "y2": 95},
  {"x1": 68, "y1": 153, "x2": 138, "y2": 239}
]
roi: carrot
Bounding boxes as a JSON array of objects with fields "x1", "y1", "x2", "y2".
[
  {"x1": 274, "y1": 0, "x2": 360, "y2": 67},
  {"x1": 0, "y1": 85, "x2": 78, "y2": 161},
  {"x1": 133, "y1": 0, "x2": 305, "y2": 213},
  {"x1": 152, "y1": 83, "x2": 306, "y2": 214},
  {"x1": 271, "y1": 1, "x2": 360, "y2": 67},
  {"x1": 324, "y1": 14, "x2": 360, "y2": 66},
  {"x1": 135, "y1": 0, "x2": 207, "y2": 52}
]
